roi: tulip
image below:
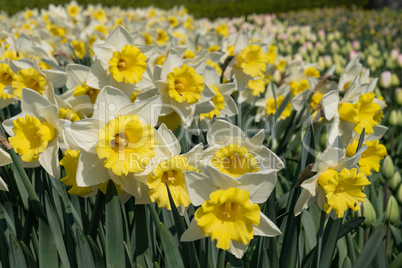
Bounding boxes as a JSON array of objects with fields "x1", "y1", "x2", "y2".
[
  {"x1": 389, "y1": 172, "x2": 401, "y2": 191},
  {"x1": 385, "y1": 196, "x2": 399, "y2": 225},
  {"x1": 379, "y1": 71, "x2": 392, "y2": 88},
  {"x1": 361, "y1": 198, "x2": 377, "y2": 228},
  {"x1": 382, "y1": 156, "x2": 394, "y2": 181}
]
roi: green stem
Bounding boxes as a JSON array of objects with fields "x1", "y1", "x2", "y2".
[
  {"x1": 313, "y1": 211, "x2": 326, "y2": 268},
  {"x1": 7, "y1": 147, "x2": 46, "y2": 220}
]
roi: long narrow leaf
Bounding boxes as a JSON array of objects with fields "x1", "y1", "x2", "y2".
[
  {"x1": 158, "y1": 222, "x2": 185, "y2": 268},
  {"x1": 353, "y1": 225, "x2": 386, "y2": 268}
]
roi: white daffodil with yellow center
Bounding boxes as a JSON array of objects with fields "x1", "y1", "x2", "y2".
[
  {"x1": 153, "y1": 49, "x2": 216, "y2": 128},
  {"x1": 338, "y1": 92, "x2": 382, "y2": 135},
  {"x1": 12, "y1": 68, "x2": 47, "y2": 98},
  {"x1": 0, "y1": 63, "x2": 16, "y2": 100},
  {"x1": 211, "y1": 144, "x2": 259, "y2": 178},
  {"x1": 346, "y1": 139, "x2": 387, "y2": 176},
  {"x1": 3, "y1": 89, "x2": 61, "y2": 178},
  {"x1": 67, "y1": 86, "x2": 167, "y2": 197},
  {"x1": 321, "y1": 68, "x2": 385, "y2": 147},
  {"x1": 60, "y1": 150, "x2": 93, "y2": 196},
  {"x1": 96, "y1": 114, "x2": 156, "y2": 176},
  {"x1": 317, "y1": 168, "x2": 370, "y2": 218},
  {"x1": 9, "y1": 115, "x2": 55, "y2": 162},
  {"x1": 199, "y1": 66, "x2": 237, "y2": 123},
  {"x1": 0, "y1": 149, "x2": 12, "y2": 191},
  {"x1": 147, "y1": 155, "x2": 198, "y2": 210},
  {"x1": 255, "y1": 83, "x2": 292, "y2": 122},
  {"x1": 295, "y1": 146, "x2": 369, "y2": 219},
  {"x1": 74, "y1": 81, "x2": 100, "y2": 104},
  {"x1": 236, "y1": 44, "x2": 269, "y2": 78},
  {"x1": 58, "y1": 108, "x2": 82, "y2": 122},
  {"x1": 166, "y1": 65, "x2": 204, "y2": 104},
  {"x1": 90, "y1": 25, "x2": 154, "y2": 93},
  {"x1": 195, "y1": 188, "x2": 260, "y2": 250},
  {"x1": 182, "y1": 168, "x2": 282, "y2": 258},
  {"x1": 109, "y1": 44, "x2": 147, "y2": 84}
]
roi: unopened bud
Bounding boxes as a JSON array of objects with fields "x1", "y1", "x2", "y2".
[
  {"x1": 320, "y1": 132, "x2": 328, "y2": 148},
  {"x1": 389, "y1": 172, "x2": 401, "y2": 191},
  {"x1": 382, "y1": 156, "x2": 394, "y2": 181},
  {"x1": 389, "y1": 110, "x2": 398, "y2": 126},
  {"x1": 392, "y1": 74, "x2": 400, "y2": 87},
  {"x1": 397, "y1": 110, "x2": 402, "y2": 126},
  {"x1": 395, "y1": 88, "x2": 402, "y2": 106},
  {"x1": 385, "y1": 196, "x2": 399, "y2": 225},
  {"x1": 396, "y1": 184, "x2": 402, "y2": 204},
  {"x1": 379, "y1": 71, "x2": 392, "y2": 88},
  {"x1": 361, "y1": 198, "x2": 377, "y2": 228}
]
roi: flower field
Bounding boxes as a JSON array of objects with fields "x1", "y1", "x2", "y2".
[{"x1": 0, "y1": 2, "x2": 401, "y2": 267}]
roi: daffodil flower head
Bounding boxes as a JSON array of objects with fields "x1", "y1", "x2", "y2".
[
  {"x1": 96, "y1": 114, "x2": 157, "y2": 176},
  {"x1": 318, "y1": 168, "x2": 370, "y2": 218},
  {"x1": 200, "y1": 85, "x2": 225, "y2": 120},
  {"x1": 289, "y1": 79, "x2": 310, "y2": 97},
  {"x1": 236, "y1": 44, "x2": 269, "y2": 78},
  {"x1": 211, "y1": 144, "x2": 260, "y2": 178},
  {"x1": 60, "y1": 150, "x2": 92, "y2": 196},
  {"x1": 346, "y1": 139, "x2": 387, "y2": 176},
  {"x1": 266, "y1": 95, "x2": 292, "y2": 120},
  {"x1": 166, "y1": 64, "x2": 204, "y2": 104},
  {"x1": 74, "y1": 81, "x2": 100, "y2": 104},
  {"x1": 12, "y1": 68, "x2": 47, "y2": 99},
  {"x1": 195, "y1": 187, "x2": 261, "y2": 250},
  {"x1": 338, "y1": 92, "x2": 382, "y2": 135},
  {"x1": 247, "y1": 77, "x2": 265, "y2": 97},
  {"x1": 109, "y1": 44, "x2": 147, "y2": 84},
  {"x1": 147, "y1": 155, "x2": 198, "y2": 210},
  {"x1": 304, "y1": 66, "x2": 320, "y2": 78},
  {"x1": 0, "y1": 63, "x2": 16, "y2": 100},
  {"x1": 9, "y1": 114, "x2": 56, "y2": 162}
]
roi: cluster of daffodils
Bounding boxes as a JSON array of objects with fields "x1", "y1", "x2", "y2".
[{"x1": 0, "y1": 2, "x2": 390, "y2": 258}]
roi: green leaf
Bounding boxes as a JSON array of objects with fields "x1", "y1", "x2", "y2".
[
  {"x1": 87, "y1": 235, "x2": 105, "y2": 268},
  {"x1": 319, "y1": 217, "x2": 342, "y2": 268},
  {"x1": 355, "y1": 128, "x2": 365, "y2": 153},
  {"x1": 44, "y1": 192, "x2": 70, "y2": 267},
  {"x1": 135, "y1": 204, "x2": 149, "y2": 257},
  {"x1": 105, "y1": 180, "x2": 125, "y2": 268},
  {"x1": 88, "y1": 191, "x2": 105, "y2": 239},
  {"x1": 20, "y1": 241, "x2": 36, "y2": 268},
  {"x1": 390, "y1": 252, "x2": 402, "y2": 268},
  {"x1": 338, "y1": 217, "x2": 365, "y2": 239},
  {"x1": 166, "y1": 183, "x2": 200, "y2": 268},
  {"x1": 218, "y1": 250, "x2": 226, "y2": 268},
  {"x1": 353, "y1": 225, "x2": 385, "y2": 268},
  {"x1": 76, "y1": 227, "x2": 96, "y2": 268},
  {"x1": 342, "y1": 256, "x2": 352, "y2": 268},
  {"x1": 301, "y1": 210, "x2": 317, "y2": 250},
  {"x1": 0, "y1": 231, "x2": 10, "y2": 267},
  {"x1": 38, "y1": 218, "x2": 57, "y2": 267},
  {"x1": 158, "y1": 222, "x2": 185, "y2": 268},
  {"x1": 9, "y1": 233, "x2": 27, "y2": 268},
  {"x1": 389, "y1": 225, "x2": 402, "y2": 251},
  {"x1": 275, "y1": 92, "x2": 291, "y2": 122}
]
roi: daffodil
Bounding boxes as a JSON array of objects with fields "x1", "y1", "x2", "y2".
[
  {"x1": 3, "y1": 88, "x2": 62, "y2": 178},
  {"x1": 295, "y1": 146, "x2": 369, "y2": 219},
  {"x1": 181, "y1": 171, "x2": 281, "y2": 258},
  {"x1": 65, "y1": 86, "x2": 172, "y2": 198},
  {"x1": 255, "y1": 83, "x2": 292, "y2": 122},
  {"x1": 0, "y1": 63, "x2": 18, "y2": 109},
  {"x1": 0, "y1": 148, "x2": 13, "y2": 191}
]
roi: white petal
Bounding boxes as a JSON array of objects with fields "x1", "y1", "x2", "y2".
[
  {"x1": 294, "y1": 189, "x2": 314, "y2": 216},
  {"x1": 42, "y1": 69, "x2": 68, "y2": 89},
  {"x1": 105, "y1": 25, "x2": 134, "y2": 51},
  {"x1": 234, "y1": 31, "x2": 249, "y2": 54},
  {"x1": 180, "y1": 218, "x2": 205, "y2": 242},
  {"x1": 233, "y1": 67, "x2": 251, "y2": 92},
  {"x1": 207, "y1": 119, "x2": 244, "y2": 146},
  {"x1": 92, "y1": 86, "x2": 131, "y2": 122},
  {"x1": 157, "y1": 123, "x2": 181, "y2": 156},
  {"x1": 291, "y1": 89, "x2": 310, "y2": 112},
  {"x1": 38, "y1": 139, "x2": 60, "y2": 179},
  {"x1": 184, "y1": 170, "x2": 221, "y2": 206},
  {"x1": 228, "y1": 241, "x2": 249, "y2": 259},
  {"x1": 21, "y1": 88, "x2": 52, "y2": 116},
  {"x1": 68, "y1": 119, "x2": 102, "y2": 153},
  {"x1": 248, "y1": 129, "x2": 264, "y2": 146},
  {"x1": 76, "y1": 150, "x2": 108, "y2": 187},
  {"x1": 366, "y1": 125, "x2": 388, "y2": 141},
  {"x1": 0, "y1": 149, "x2": 12, "y2": 166},
  {"x1": 116, "y1": 95, "x2": 163, "y2": 126},
  {"x1": 92, "y1": 43, "x2": 115, "y2": 68},
  {"x1": 254, "y1": 212, "x2": 281, "y2": 237},
  {"x1": 203, "y1": 65, "x2": 220, "y2": 85},
  {"x1": 86, "y1": 60, "x2": 108, "y2": 89},
  {"x1": 0, "y1": 177, "x2": 8, "y2": 191},
  {"x1": 313, "y1": 147, "x2": 345, "y2": 172},
  {"x1": 66, "y1": 64, "x2": 89, "y2": 89},
  {"x1": 161, "y1": 49, "x2": 182, "y2": 80},
  {"x1": 321, "y1": 90, "x2": 339, "y2": 121},
  {"x1": 237, "y1": 170, "x2": 277, "y2": 204},
  {"x1": 198, "y1": 84, "x2": 216, "y2": 103}
]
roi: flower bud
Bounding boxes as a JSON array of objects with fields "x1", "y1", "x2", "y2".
[
  {"x1": 320, "y1": 132, "x2": 328, "y2": 148},
  {"x1": 324, "y1": 55, "x2": 333, "y2": 68},
  {"x1": 389, "y1": 110, "x2": 398, "y2": 126},
  {"x1": 361, "y1": 198, "x2": 377, "y2": 228},
  {"x1": 272, "y1": 69, "x2": 281, "y2": 84},
  {"x1": 392, "y1": 74, "x2": 400, "y2": 87},
  {"x1": 395, "y1": 88, "x2": 402, "y2": 106},
  {"x1": 385, "y1": 196, "x2": 399, "y2": 225},
  {"x1": 379, "y1": 71, "x2": 392, "y2": 88},
  {"x1": 390, "y1": 49, "x2": 399, "y2": 60},
  {"x1": 397, "y1": 110, "x2": 402, "y2": 126},
  {"x1": 397, "y1": 184, "x2": 402, "y2": 204},
  {"x1": 382, "y1": 156, "x2": 394, "y2": 181},
  {"x1": 389, "y1": 172, "x2": 401, "y2": 191},
  {"x1": 398, "y1": 54, "x2": 402, "y2": 68}
]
